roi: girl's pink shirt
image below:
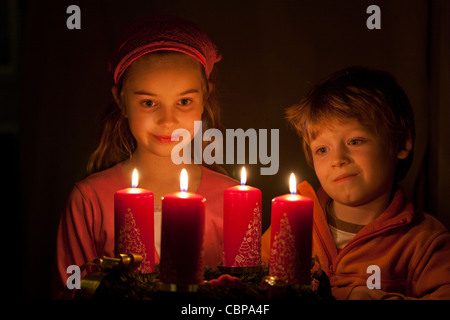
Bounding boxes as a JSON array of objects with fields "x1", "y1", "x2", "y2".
[{"x1": 54, "y1": 163, "x2": 237, "y2": 298}]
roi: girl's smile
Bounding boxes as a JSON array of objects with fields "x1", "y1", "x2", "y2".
[{"x1": 153, "y1": 134, "x2": 176, "y2": 144}]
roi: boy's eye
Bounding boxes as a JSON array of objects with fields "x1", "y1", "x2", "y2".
[
  {"x1": 349, "y1": 138, "x2": 364, "y2": 145},
  {"x1": 315, "y1": 147, "x2": 328, "y2": 155},
  {"x1": 179, "y1": 98, "x2": 192, "y2": 106}
]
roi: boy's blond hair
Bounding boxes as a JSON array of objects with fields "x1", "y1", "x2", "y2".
[{"x1": 286, "y1": 66, "x2": 415, "y2": 182}]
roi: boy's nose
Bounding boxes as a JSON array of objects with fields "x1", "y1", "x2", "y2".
[{"x1": 331, "y1": 147, "x2": 350, "y2": 168}]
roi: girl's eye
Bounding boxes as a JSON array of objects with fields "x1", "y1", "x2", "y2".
[
  {"x1": 142, "y1": 100, "x2": 156, "y2": 107},
  {"x1": 179, "y1": 98, "x2": 192, "y2": 106}
]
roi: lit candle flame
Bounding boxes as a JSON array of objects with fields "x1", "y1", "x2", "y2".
[
  {"x1": 240, "y1": 167, "x2": 247, "y2": 186},
  {"x1": 180, "y1": 168, "x2": 188, "y2": 192},
  {"x1": 289, "y1": 173, "x2": 297, "y2": 194},
  {"x1": 131, "y1": 168, "x2": 138, "y2": 188}
]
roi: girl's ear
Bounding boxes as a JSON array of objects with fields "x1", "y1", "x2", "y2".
[
  {"x1": 397, "y1": 135, "x2": 413, "y2": 159},
  {"x1": 207, "y1": 80, "x2": 214, "y2": 95},
  {"x1": 200, "y1": 80, "x2": 213, "y2": 117},
  {"x1": 112, "y1": 85, "x2": 127, "y2": 118}
]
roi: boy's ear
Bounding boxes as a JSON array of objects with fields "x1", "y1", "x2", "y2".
[
  {"x1": 112, "y1": 86, "x2": 127, "y2": 118},
  {"x1": 397, "y1": 135, "x2": 413, "y2": 159}
]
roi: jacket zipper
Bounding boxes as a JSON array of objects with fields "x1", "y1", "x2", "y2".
[{"x1": 314, "y1": 220, "x2": 334, "y2": 274}]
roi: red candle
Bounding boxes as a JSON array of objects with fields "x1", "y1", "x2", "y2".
[
  {"x1": 114, "y1": 169, "x2": 155, "y2": 273},
  {"x1": 269, "y1": 173, "x2": 313, "y2": 285},
  {"x1": 160, "y1": 169, "x2": 206, "y2": 286},
  {"x1": 223, "y1": 167, "x2": 262, "y2": 267}
]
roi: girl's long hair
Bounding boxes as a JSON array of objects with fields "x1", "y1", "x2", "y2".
[{"x1": 86, "y1": 56, "x2": 225, "y2": 176}]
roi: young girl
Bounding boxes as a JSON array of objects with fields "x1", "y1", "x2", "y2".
[{"x1": 55, "y1": 15, "x2": 238, "y2": 299}]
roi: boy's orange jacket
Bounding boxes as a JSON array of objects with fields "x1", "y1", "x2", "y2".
[{"x1": 262, "y1": 181, "x2": 450, "y2": 299}]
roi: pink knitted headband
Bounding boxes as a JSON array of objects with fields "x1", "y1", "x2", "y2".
[{"x1": 108, "y1": 15, "x2": 222, "y2": 84}]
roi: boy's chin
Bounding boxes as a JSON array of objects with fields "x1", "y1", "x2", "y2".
[{"x1": 325, "y1": 190, "x2": 368, "y2": 207}]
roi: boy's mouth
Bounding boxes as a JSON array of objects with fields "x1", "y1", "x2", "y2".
[{"x1": 333, "y1": 173, "x2": 357, "y2": 182}]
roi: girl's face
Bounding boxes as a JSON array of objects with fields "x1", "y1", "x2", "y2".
[
  {"x1": 309, "y1": 118, "x2": 409, "y2": 207},
  {"x1": 117, "y1": 53, "x2": 206, "y2": 158}
]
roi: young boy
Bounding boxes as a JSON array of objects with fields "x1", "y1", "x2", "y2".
[{"x1": 262, "y1": 66, "x2": 450, "y2": 299}]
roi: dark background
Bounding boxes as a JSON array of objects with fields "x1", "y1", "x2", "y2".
[{"x1": 1, "y1": 0, "x2": 448, "y2": 299}]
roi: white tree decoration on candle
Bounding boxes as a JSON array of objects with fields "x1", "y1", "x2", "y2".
[
  {"x1": 269, "y1": 212, "x2": 297, "y2": 281},
  {"x1": 116, "y1": 208, "x2": 152, "y2": 273},
  {"x1": 233, "y1": 204, "x2": 262, "y2": 267}
]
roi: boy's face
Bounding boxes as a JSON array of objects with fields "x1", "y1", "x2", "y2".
[{"x1": 309, "y1": 118, "x2": 401, "y2": 207}]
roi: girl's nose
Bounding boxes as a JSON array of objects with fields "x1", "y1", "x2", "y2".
[{"x1": 156, "y1": 106, "x2": 177, "y2": 128}]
